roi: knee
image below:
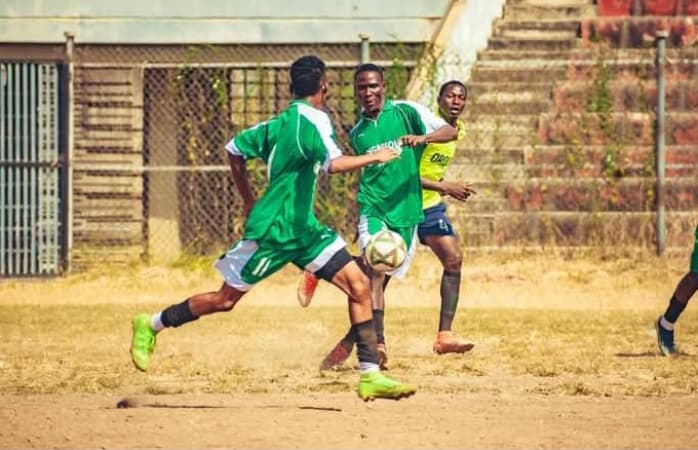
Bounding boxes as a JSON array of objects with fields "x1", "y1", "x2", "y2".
[
  {"x1": 215, "y1": 293, "x2": 240, "y2": 312},
  {"x1": 442, "y1": 253, "x2": 463, "y2": 273},
  {"x1": 217, "y1": 300, "x2": 238, "y2": 312},
  {"x1": 348, "y1": 273, "x2": 371, "y2": 303}
]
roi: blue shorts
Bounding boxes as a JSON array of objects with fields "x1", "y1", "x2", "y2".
[{"x1": 418, "y1": 203, "x2": 455, "y2": 244}]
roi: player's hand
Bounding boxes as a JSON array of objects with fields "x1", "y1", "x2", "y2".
[
  {"x1": 373, "y1": 147, "x2": 400, "y2": 163},
  {"x1": 400, "y1": 135, "x2": 427, "y2": 147},
  {"x1": 442, "y1": 182, "x2": 477, "y2": 202}
]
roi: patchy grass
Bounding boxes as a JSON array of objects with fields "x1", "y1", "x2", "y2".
[{"x1": 1, "y1": 302, "x2": 696, "y2": 397}]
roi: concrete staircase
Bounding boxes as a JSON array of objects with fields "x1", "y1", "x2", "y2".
[{"x1": 450, "y1": 0, "x2": 698, "y2": 249}]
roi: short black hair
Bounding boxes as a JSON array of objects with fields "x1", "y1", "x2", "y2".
[
  {"x1": 290, "y1": 55, "x2": 326, "y2": 97},
  {"x1": 438, "y1": 80, "x2": 467, "y2": 98},
  {"x1": 354, "y1": 63, "x2": 384, "y2": 82}
]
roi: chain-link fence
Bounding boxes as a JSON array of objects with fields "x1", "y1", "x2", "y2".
[
  {"x1": 5, "y1": 25, "x2": 698, "y2": 275},
  {"x1": 70, "y1": 43, "x2": 424, "y2": 268}
]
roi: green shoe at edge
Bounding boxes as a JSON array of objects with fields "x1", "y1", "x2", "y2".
[
  {"x1": 131, "y1": 313, "x2": 157, "y2": 372},
  {"x1": 358, "y1": 371, "x2": 416, "y2": 401}
]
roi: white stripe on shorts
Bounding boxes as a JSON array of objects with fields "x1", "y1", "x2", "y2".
[
  {"x1": 213, "y1": 239, "x2": 258, "y2": 292},
  {"x1": 304, "y1": 235, "x2": 348, "y2": 274}
]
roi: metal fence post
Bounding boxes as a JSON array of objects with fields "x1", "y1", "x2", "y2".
[
  {"x1": 655, "y1": 30, "x2": 668, "y2": 256},
  {"x1": 359, "y1": 34, "x2": 370, "y2": 63},
  {"x1": 63, "y1": 31, "x2": 75, "y2": 272}
]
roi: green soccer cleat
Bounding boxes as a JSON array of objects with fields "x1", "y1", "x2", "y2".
[
  {"x1": 357, "y1": 371, "x2": 416, "y2": 401},
  {"x1": 131, "y1": 313, "x2": 157, "y2": 372}
]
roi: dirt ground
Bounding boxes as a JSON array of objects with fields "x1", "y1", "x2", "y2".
[
  {"x1": 2, "y1": 393, "x2": 697, "y2": 449},
  {"x1": 1, "y1": 250, "x2": 698, "y2": 449}
]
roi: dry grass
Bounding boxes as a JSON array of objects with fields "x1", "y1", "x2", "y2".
[{"x1": 1, "y1": 249, "x2": 696, "y2": 398}]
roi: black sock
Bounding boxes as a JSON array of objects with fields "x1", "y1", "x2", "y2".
[
  {"x1": 439, "y1": 270, "x2": 461, "y2": 331},
  {"x1": 372, "y1": 309, "x2": 385, "y2": 345},
  {"x1": 663, "y1": 296, "x2": 687, "y2": 323},
  {"x1": 161, "y1": 299, "x2": 198, "y2": 328},
  {"x1": 340, "y1": 327, "x2": 356, "y2": 352},
  {"x1": 354, "y1": 319, "x2": 379, "y2": 365}
]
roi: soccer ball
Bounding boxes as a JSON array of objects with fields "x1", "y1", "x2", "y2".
[{"x1": 364, "y1": 230, "x2": 407, "y2": 272}]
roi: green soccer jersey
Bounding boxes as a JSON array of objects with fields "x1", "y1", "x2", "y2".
[
  {"x1": 225, "y1": 99, "x2": 342, "y2": 249},
  {"x1": 350, "y1": 99, "x2": 447, "y2": 227}
]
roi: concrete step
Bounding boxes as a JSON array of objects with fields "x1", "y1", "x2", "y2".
[
  {"x1": 470, "y1": 65, "x2": 568, "y2": 83},
  {"x1": 462, "y1": 114, "x2": 539, "y2": 135},
  {"x1": 487, "y1": 35, "x2": 578, "y2": 51},
  {"x1": 526, "y1": 162, "x2": 697, "y2": 178},
  {"x1": 453, "y1": 147, "x2": 526, "y2": 165},
  {"x1": 468, "y1": 81, "x2": 553, "y2": 98},
  {"x1": 444, "y1": 196, "x2": 510, "y2": 214},
  {"x1": 451, "y1": 210, "x2": 696, "y2": 247},
  {"x1": 448, "y1": 162, "x2": 527, "y2": 183},
  {"x1": 526, "y1": 144, "x2": 698, "y2": 166},
  {"x1": 463, "y1": 113, "x2": 539, "y2": 126},
  {"x1": 493, "y1": 19, "x2": 581, "y2": 35},
  {"x1": 503, "y1": 177, "x2": 698, "y2": 212},
  {"x1": 553, "y1": 79, "x2": 698, "y2": 113},
  {"x1": 477, "y1": 47, "x2": 698, "y2": 61},
  {"x1": 503, "y1": 3, "x2": 596, "y2": 21},
  {"x1": 538, "y1": 111, "x2": 698, "y2": 146},
  {"x1": 469, "y1": 99, "x2": 552, "y2": 115},
  {"x1": 580, "y1": 16, "x2": 698, "y2": 49},
  {"x1": 460, "y1": 132, "x2": 537, "y2": 149}
]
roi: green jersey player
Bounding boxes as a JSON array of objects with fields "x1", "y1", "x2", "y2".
[
  {"x1": 297, "y1": 64, "x2": 458, "y2": 369},
  {"x1": 129, "y1": 56, "x2": 415, "y2": 401}
]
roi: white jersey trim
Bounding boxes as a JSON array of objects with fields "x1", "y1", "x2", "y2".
[
  {"x1": 297, "y1": 103, "x2": 343, "y2": 172},
  {"x1": 303, "y1": 235, "x2": 348, "y2": 274},
  {"x1": 393, "y1": 100, "x2": 447, "y2": 133},
  {"x1": 224, "y1": 137, "x2": 244, "y2": 156},
  {"x1": 214, "y1": 240, "x2": 258, "y2": 292}
]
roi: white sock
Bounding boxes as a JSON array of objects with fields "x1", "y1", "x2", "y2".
[
  {"x1": 151, "y1": 312, "x2": 165, "y2": 332},
  {"x1": 660, "y1": 316, "x2": 675, "y2": 331},
  {"x1": 359, "y1": 362, "x2": 380, "y2": 374}
]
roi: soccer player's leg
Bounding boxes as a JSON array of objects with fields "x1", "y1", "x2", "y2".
[
  {"x1": 330, "y1": 257, "x2": 416, "y2": 401},
  {"x1": 131, "y1": 240, "x2": 283, "y2": 371},
  {"x1": 656, "y1": 225, "x2": 698, "y2": 356},
  {"x1": 419, "y1": 204, "x2": 474, "y2": 355},
  {"x1": 299, "y1": 230, "x2": 415, "y2": 400}
]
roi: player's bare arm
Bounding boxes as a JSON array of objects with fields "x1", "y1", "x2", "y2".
[
  {"x1": 420, "y1": 177, "x2": 476, "y2": 202},
  {"x1": 401, "y1": 124, "x2": 457, "y2": 147},
  {"x1": 227, "y1": 153, "x2": 256, "y2": 217},
  {"x1": 328, "y1": 147, "x2": 399, "y2": 174}
]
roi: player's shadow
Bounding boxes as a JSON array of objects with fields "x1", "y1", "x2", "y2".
[
  {"x1": 115, "y1": 400, "x2": 341, "y2": 412},
  {"x1": 140, "y1": 403, "x2": 226, "y2": 409},
  {"x1": 614, "y1": 351, "x2": 658, "y2": 358},
  {"x1": 614, "y1": 350, "x2": 695, "y2": 358}
]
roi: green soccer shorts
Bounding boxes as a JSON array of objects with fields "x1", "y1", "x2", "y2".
[
  {"x1": 214, "y1": 227, "x2": 347, "y2": 291},
  {"x1": 357, "y1": 215, "x2": 417, "y2": 279}
]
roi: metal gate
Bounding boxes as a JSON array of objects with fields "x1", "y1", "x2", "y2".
[{"x1": 0, "y1": 62, "x2": 63, "y2": 276}]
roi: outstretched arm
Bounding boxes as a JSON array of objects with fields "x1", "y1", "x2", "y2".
[
  {"x1": 228, "y1": 153, "x2": 256, "y2": 217},
  {"x1": 401, "y1": 124, "x2": 458, "y2": 147},
  {"x1": 328, "y1": 147, "x2": 399, "y2": 174},
  {"x1": 421, "y1": 177, "x2": 477, "y2": 202}
]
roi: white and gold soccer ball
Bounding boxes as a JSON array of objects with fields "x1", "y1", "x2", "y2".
[{"x1": 364, "y1": 229, "x2": 407, "y2": 272}]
